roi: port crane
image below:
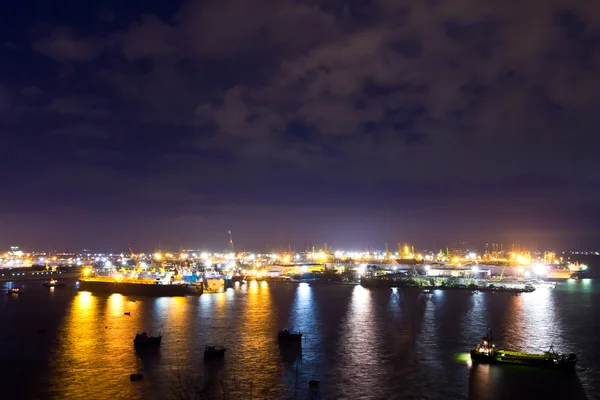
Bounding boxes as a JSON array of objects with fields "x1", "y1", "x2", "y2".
[{"x1": 128, "y1": 244, "x2": 141, "y2": 273}]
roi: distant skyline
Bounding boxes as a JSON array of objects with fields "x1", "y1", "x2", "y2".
[
  {"x1": 2, "y1": 1, "x2": 599, "y2": 249},
  {"x1": 2, "y1": 235, "x2": 598, "y2": 254}
]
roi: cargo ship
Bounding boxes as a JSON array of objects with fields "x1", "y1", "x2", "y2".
[
  {"x1": 543, "y1": 263, "x2": 588, "y2": 281},
  {"x1": 470, "y1": 330, "x2": 577, "y2": 371},
  {"x1": 78, "y1": 276, "x2": 202, "y2": 296}
]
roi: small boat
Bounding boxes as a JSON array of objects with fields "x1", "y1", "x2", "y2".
[
  {"x1": 421, "y1": 289, "x2": 433, "y2": 294},
  {"x1": 470, "y1": 330, "x2": 577, "y2": 371},
  {"x1": 278, "y1": 328, "x2": 303, "y2": 342},
  {"x1": 133, "y1": 331, "x2": 162, "y2": 346},
  {"x1": 7, "y1": 288, "x2": 22, "y2": 295},
  {"x1": 124, "y1": 312, "x2": 131, "y2": 316},
  {"x1": 43, "y1": 279, "x2": 66, "y2": 288},
  {"x1": 204, "y1": 345, "x2": 226, "y2": 359}
]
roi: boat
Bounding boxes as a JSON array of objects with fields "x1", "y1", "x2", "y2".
[
  {"x1": 43, "y1": 278, "x2": 65, "y2": 287},
  {"x1": 278, "y1": 328, "x2": 303, "y2": 342},
  {"x1": 470, "y1": 330, "x2": 577, "y2": 371},
  {"x1": 204, "y1": 345, "x2": 226, "y2": 359},
  {"x1": 79, "y1": 276, "x2": 202, "y2": 297},
  {"x1": 133, "y1": 331, "x2": 162, "y2": 347},
  {"x1": 543, "y1": 263, "x2": 588, "y2": 281},
  {"x1": 7, "y1": 288, "x2": 22, "y2": 295}
]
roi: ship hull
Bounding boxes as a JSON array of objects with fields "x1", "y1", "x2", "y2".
[
  {"x1": 470, "y1": 350, "x2": 576, "y2": 371},
  {"x1": 79, "y1": 279, "x2": 202, "y2": 296}
]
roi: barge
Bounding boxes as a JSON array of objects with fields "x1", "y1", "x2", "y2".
[
  {"x1": 470, "y1": 330, "x2": 577, "y2": 371},
  {"x1": 79, "y1": 277, "x2": 202, "y2": 297}
]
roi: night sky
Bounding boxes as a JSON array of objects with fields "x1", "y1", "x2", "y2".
[{"x1": 1, "y1": 0, "x2": 599, "y2": 251}]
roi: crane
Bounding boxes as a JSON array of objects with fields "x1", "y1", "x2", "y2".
[{"x1": 128, "y1": 244, "x2": 140, "y2": 273}]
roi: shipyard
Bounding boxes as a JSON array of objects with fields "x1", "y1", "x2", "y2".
[
  {"x1": 1, "y1": 239, "x2": 596, "y2": 399},
  {"x1": 0, "y1": 239, "x2": 593, "y2": 292}
]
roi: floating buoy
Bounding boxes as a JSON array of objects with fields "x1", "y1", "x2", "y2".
[{"x1": 130, "y1": 373, "x2": 144, "y2": 382}]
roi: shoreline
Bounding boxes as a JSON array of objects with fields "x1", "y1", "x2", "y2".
[{"x1": 0, "y1": 271, "x2": 80, "y2": 282}]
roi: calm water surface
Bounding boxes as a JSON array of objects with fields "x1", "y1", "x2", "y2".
[{"x1": 0, "y1": 279, "x2": 597, "y2": 399}]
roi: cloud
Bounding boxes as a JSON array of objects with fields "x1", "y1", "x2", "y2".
[
  {"x1": 21, "y1": 86, "x2": 44, "y2": 98},
  {"x1": 9, "y1": 0, "x2": 600, "y2": 247},
  {"x1": 33, "y1": 27, "x2": 100, "y2": 61},
  {"x1": 0, "y1": 85, "x2": 9, "y2": 114},
  {"x1": 45, "y1": 94, "x2": 108, "y2": 117},
  {"x1": 4, "y1": 41, "x2": 18, "y2": 51}
]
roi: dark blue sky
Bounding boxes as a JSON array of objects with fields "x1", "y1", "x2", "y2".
[{"x1": 1, "y1": 0, "x2": 599, "y2": 252}]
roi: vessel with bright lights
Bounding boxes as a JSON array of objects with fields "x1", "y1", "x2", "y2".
[
  {"x1": 543, "y1": 263, "x2": 588, "y2": 281},
  {"x1": 78, "y1": 276, "x2": 202, "y2": 296},
  {"x1": 43, "y1": 278, "x2": 65, "y2": 287},
  {"x1": 470, "y1": 330, "x2": 577, "y2": 371},
  {"x1": 7, "y1": 288, "x2": 22, "y2": 295}
]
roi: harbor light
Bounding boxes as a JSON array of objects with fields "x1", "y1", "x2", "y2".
[
  {"x1": 533, "y1": 264, "x2": 546, "y2": 276},
  {"x1": 105, "y1": 260, "x2": 112, "y2": 268},
  {"x1": 357, "y1": 264, "x2": 367, "y2": 276}
]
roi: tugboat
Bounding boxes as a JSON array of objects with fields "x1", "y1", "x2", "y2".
[
  {"x1": 470, "y1": 330, "x2": 577, "y2": 371},
  {"x1": 278, "y1": 328, "x2": 303, "y2": 342},
  {"x1": 204, "y1": 345, "x2": 226, "y2": 360},
  {"x1": 43, "y1": 278, "x2": 66, "y2": 288},
  {"x1": 7, "y1": 288, "x2": 22, "y2": 295},
  {"x1": 133, "y1": 331, "x2": 162, "y2": 347}
]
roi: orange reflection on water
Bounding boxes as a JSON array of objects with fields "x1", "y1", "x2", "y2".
[
  {"x1": 239, "y1": 278, "x2": 275, "y2": 353},
  {"x1": 107, "y1": 293, "x2": 125, "y2": 316},
  {"x1": 49, "y1": 291, "x2": 141, "y2": 399}
]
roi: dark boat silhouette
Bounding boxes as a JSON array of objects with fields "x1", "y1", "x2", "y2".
[
  {"x1": 278, "y1": 328, "x2": 303, "y2": 342},
  {"x1": 7, "y1": 288, "x2": 22, "y2": 295},
  {"x1": 133, "y1": 331, "x2": 162, "y2": 347},
  {"x1": 204, "y1": 345, "x2": 226, "y2": 360}
]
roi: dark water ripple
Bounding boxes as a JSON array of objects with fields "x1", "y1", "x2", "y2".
[{"x1": 0, "y1": 279, "x2": 597, "y2": 399}]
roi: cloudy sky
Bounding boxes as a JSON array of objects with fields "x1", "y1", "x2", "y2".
[{"x1": 1, "y1": 0, "x2": 599, "y2": 251}]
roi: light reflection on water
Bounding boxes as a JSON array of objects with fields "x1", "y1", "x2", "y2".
[{"x1": 0, "y1": 280, "x2": 594, "y2": 399}]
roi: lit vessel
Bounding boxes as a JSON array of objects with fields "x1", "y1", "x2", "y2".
[
  {"x1": 79, "y1": 276, "x2": 202, "y2": 296},
  {"x1": 543, "y1": 263, "x2": 588, "y2": 281},
  {"x1": 43, "y1": 278, "x2": 65, "y2": 287},
  {"x1": 470, "y1": 330, "x2": 577, "y2": 371}
]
